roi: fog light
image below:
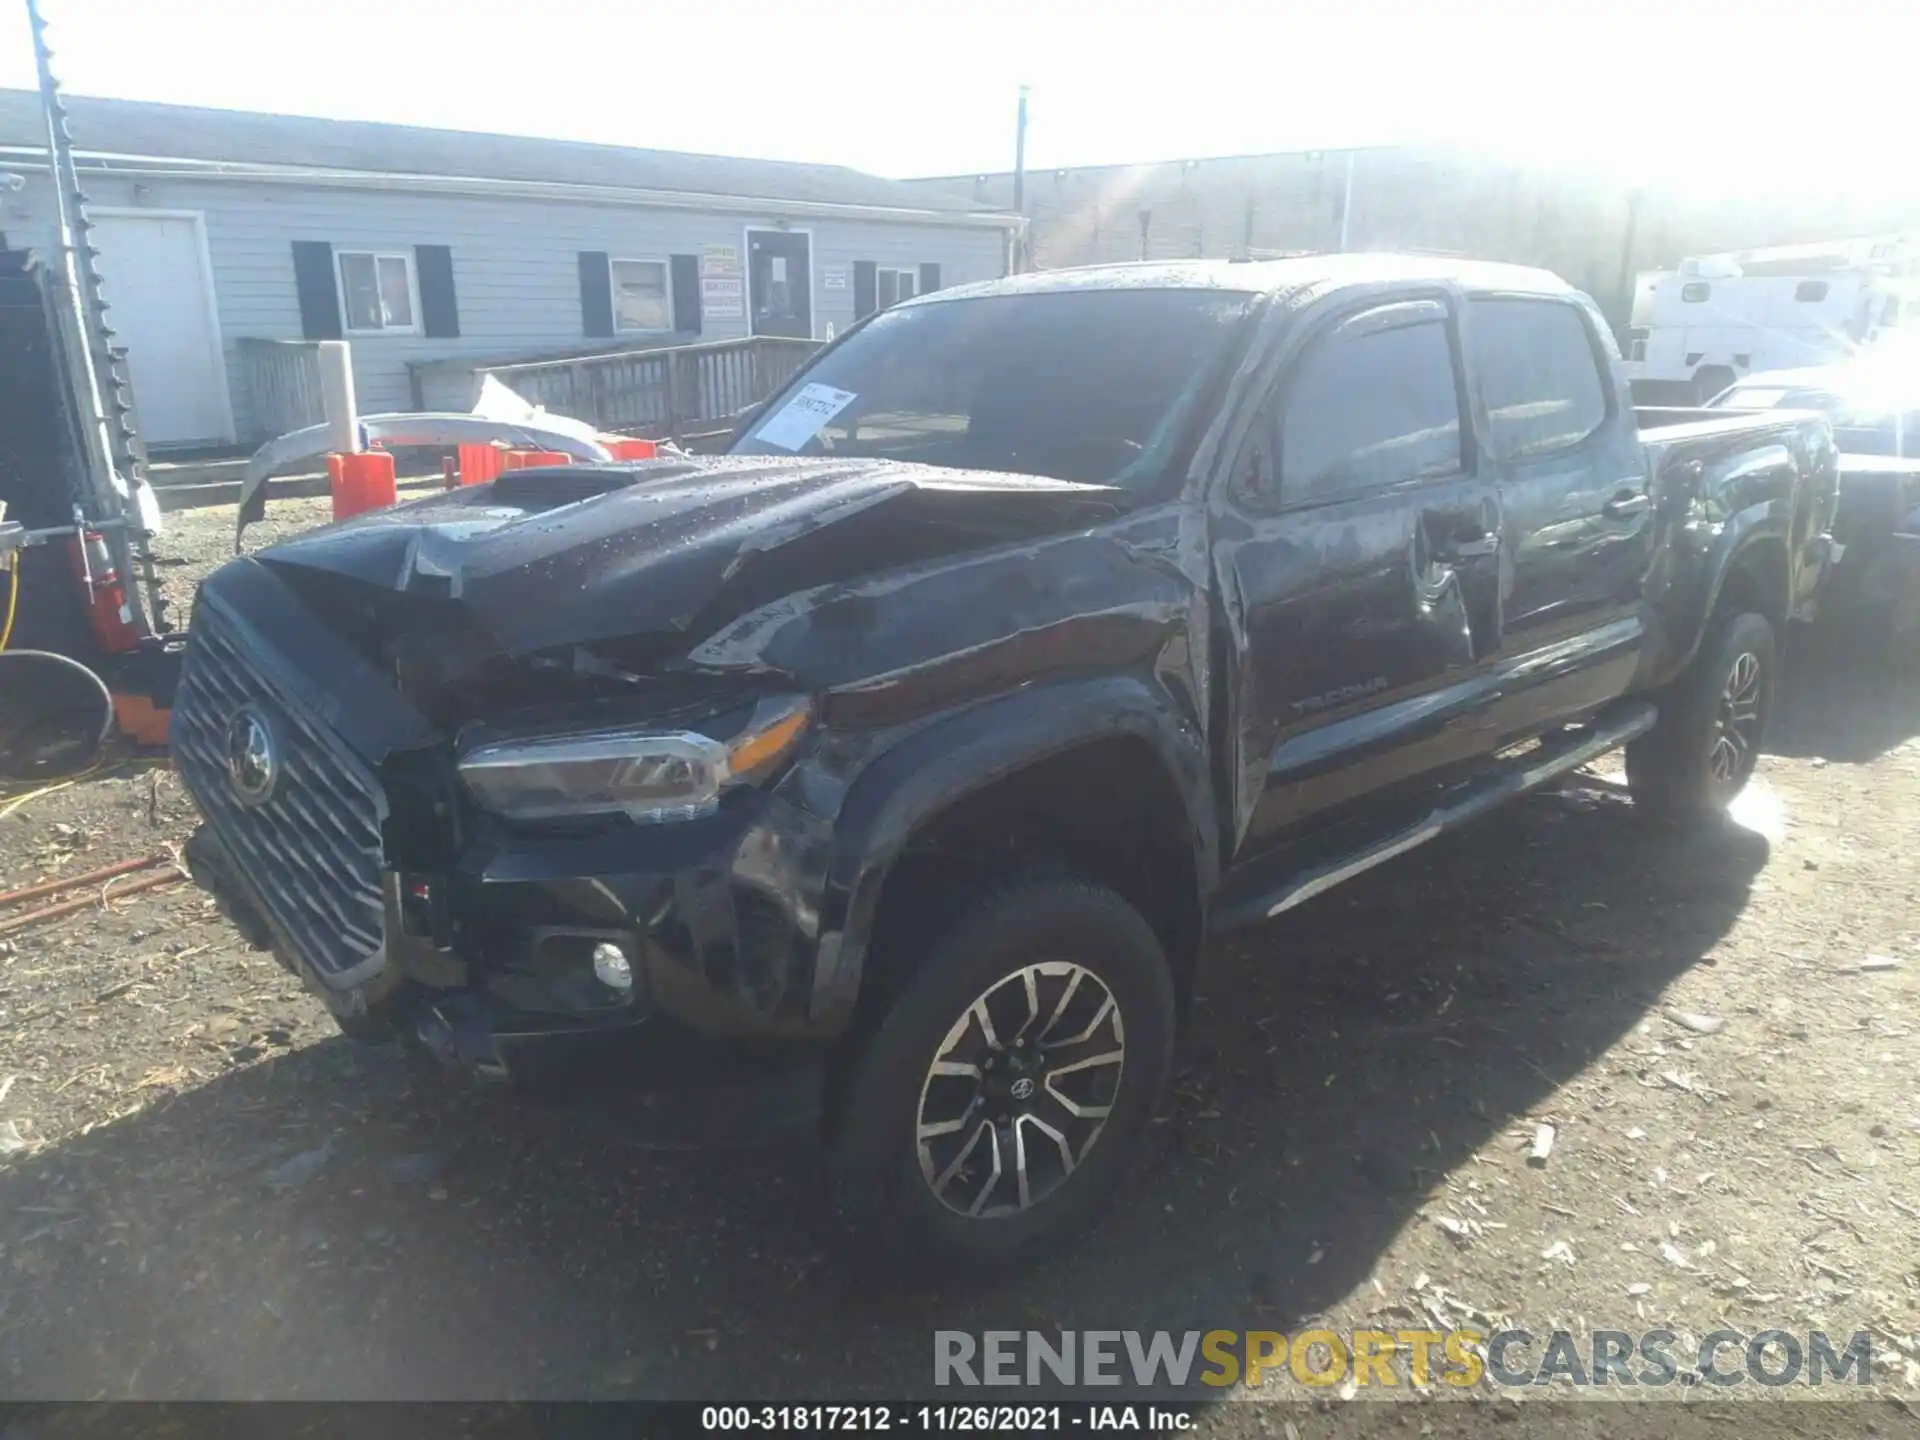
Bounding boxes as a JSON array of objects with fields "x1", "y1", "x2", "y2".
[{"x1": 591, "y1": 942, "x2": 633, "y2": 992}]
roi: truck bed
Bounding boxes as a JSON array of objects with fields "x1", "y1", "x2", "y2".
[{"x1": 1628, "y1": 406, "x2": 1840, "y2": 654}]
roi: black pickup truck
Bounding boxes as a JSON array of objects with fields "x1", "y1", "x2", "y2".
[{"x1": 174, "y1": 257, "x2": 1836, "y2": 1274}]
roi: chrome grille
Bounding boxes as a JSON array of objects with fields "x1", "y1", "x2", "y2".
[{"x1": 172, "y1": 596, "x2": 387, "y2": 986}]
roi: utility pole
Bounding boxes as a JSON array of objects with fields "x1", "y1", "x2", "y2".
[
  {"x1": 1616, "y1": 188, "x2": 1645, "y2": 340},
  {"x1": 1337, "y1": 149, "x2": 1357, "y2": 251},
  {"x1": 1012, "y1": 85, "x2": 1029, "y2": 272},
  {"x1": 1013, "y1": 85, "x2": 1029, "y2": 212}
]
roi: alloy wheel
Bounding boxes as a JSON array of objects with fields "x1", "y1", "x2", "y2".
[
  {"x1": 914, "y1": 961, "x2": 1127, "y2": 1219},
  {"x1": 1710, "y1": 649, "x2": 1764, "y2": 783}
]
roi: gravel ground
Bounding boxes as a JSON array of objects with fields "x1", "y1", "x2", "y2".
[{"x1": 1, "y1": 500, "x2": 1917, "y2": 1431}]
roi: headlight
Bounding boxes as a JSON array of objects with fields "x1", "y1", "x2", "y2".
[{"x1": 459, "y1": 697, "x2": 811, "y2": 824}]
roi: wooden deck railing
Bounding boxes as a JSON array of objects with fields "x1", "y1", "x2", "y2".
[
  {"x1": 469, "y1": 335, "x2": 822, "y2": 440},
  {"x1": 236, "y1": 338, "x2": 327, "y2": 443}
]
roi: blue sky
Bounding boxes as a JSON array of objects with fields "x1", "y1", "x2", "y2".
[{"x1": 2, "y1": 0, "x2": 1908, "y2": 196}]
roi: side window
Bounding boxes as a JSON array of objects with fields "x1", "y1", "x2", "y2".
[
  {"x1": 1466, "y1": 299, "x2": 1609, "y2": 462},
  {"x1": 1271, "y1": 316, "x2": 1464, "y2": 504}
]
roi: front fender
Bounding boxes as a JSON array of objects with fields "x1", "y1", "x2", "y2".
[{"x1": 805, "y1": 674, "x2": 1217, "y2": 1029}]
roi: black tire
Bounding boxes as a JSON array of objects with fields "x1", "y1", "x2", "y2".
[
  {"x1": 1627, "y1": 610, "x2": 1777, "y2": 820},
  {"x1": 827, "y1": 877, "x2": 1175, "y2": 1278}
]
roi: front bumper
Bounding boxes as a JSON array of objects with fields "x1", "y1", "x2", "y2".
[
  {"x1": 170, "y1": 563, "x2": 848, "y2": 1130},
  {"x1": 185, "y1": 818, "x2": 829, "y2": 1136}
]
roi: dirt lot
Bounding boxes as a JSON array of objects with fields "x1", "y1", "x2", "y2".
[{"x1": 2, "y1": 499, "x2": 1918, "y2": 1426}]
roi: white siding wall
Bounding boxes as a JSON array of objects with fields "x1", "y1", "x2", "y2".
[{"x1": 1, "y1": 173, "x2": 1009, "y2": 441}]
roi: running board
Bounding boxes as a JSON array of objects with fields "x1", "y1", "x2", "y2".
[{"x1": 1212, "y1": 701, "x2": 1657, "y2": 933}]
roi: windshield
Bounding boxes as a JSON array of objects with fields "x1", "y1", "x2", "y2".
[{"x1": 730, "y1": 287, "x2": 1256, "y2": 488}]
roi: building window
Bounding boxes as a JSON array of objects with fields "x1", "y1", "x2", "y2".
[
  {"x1": 611, "y1": 258, "x2": 673, "y2": 332},
  {"x1": 1795, "y1": 280, "x2": 1829, "y2": 303},
  {"x1": 1681, "y1": 281, "x2": 1711, "y2": 303},
  {"x1": 337, "y1": 251, "x2": 419, "y2": 334},
  {"x1": 877, "y1": 267, "x2": 918, "y2": 309}
]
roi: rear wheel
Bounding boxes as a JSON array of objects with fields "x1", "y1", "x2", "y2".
[
  {"x1": 1627, "y1": 610, "x2": 1776, "y2": 820},
  {"x1": 827, "y1": 877, "x2": 1175, "y2": 1277}
]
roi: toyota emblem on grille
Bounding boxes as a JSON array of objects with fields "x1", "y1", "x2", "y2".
[{"x1": 225, "y1": 706, "x2": 281, "y2": 807}]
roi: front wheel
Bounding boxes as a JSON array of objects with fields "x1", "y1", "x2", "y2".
[
  {"x1": 1627, "y1": 610, "x2": 1777, "y2": 820},
  {"x1": 827, "y1": 878, "x2": 1175, "y2": 1278}
]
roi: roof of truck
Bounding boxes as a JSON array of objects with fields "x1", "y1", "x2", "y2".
[{"x1": 926, "y1": 254, "x2": 1578, "y2": 303}]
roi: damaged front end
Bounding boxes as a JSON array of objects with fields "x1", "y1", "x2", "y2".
[{"x1": 171, "y1": 453, "x2": 1150, "y2": 1105}]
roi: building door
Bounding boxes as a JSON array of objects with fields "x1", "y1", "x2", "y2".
[
  {"x1": 747, "y1": 230, "x2": 812, "y2": 339},
  {"x1": 89, "y1": 212, "x2": 233, "y2": 447}
]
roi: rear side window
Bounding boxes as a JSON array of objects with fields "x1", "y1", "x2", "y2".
[
  {"x1": 1467, "y1": 299, "x2": 1609, "y2": 462},
  {"x1": 1276, "y1": 316, "x2": 1463, "y2": 503}
]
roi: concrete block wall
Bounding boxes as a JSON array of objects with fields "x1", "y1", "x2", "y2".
[{"x1": 912, "y1": 148, "x2": 1920, "y2": 335}]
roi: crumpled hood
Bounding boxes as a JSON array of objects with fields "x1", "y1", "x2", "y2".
[{"x1": 252, "y1": 455, "x2": 1120, "y2": 661}]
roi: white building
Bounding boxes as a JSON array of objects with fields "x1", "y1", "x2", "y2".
[{"x1": 0, "y1": 90, "x2": 1020, "y2": 448}]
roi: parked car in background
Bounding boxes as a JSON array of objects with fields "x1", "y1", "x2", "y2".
[
  {"x1": 1710, "y1": 353, "x2": 1920, "y2": 648},
  {"x1": 1708, "y1": 360, "x2": 1920, "y2": 458},
  {"x1": 175, "y1": 256, "x2": 1835, "y2": 1275}
]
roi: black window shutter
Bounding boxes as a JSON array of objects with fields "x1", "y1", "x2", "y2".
[
  {"x1": 853, "y1": 260, "x2": 878, "y2": 319},
  {"x1": 918, "y1": 262, "x2": 941, "y2": 295},
  {"x1": 670, "y1": 254, "x2": 701, "y2": 334},
  {"x1": 291, "y1": 241, "x2": 342, "y2": 340},
  {"x1": 579, "y1": 251, "x2": 614, "y2": 337},
  {"x1": 415, "y1": 245, "x2": 459, "y2": 338}
]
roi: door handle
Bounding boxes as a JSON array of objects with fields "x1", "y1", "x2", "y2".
[
  {"x1": 1433, "y1": 529, "x2": 1500, "y2": 561},
  {"x1": 1603, "y1": 491, "x2": 1651, "y2": 519}
]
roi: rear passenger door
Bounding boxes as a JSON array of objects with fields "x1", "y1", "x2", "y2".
[
  {"x1": 1465, "y1": 296, "x2": 1654, "y2": 678},
  {"x1": 1212, "y1": 294, "x2": 1506, "y2": 857}
]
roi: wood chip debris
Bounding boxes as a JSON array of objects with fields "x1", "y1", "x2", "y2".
[
  {"x1": 1659, "y1": 1241, "x2": 1695, "y2": 1270},
  {"x1": 1666, "y1": 1009, "x2": 1727, "y2": 1035},
  {"x1": 1528, "y1": 1123, "x2": 1557, "y2": 1166}
]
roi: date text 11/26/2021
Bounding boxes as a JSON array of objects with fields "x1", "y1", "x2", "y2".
[{"x1": 700, "y1": 1406, "x2": 1195, "y2": 1432}]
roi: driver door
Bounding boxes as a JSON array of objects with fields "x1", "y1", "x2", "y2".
[{"x1": 1210, "y1": 293, "x2": 1507, "y2": 860}]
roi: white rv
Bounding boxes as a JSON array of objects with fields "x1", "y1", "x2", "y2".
[{"x1": 1624, "y1": 234, "x2": 1920, "y2": 404}]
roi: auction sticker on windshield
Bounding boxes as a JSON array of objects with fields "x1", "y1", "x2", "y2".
[{"x1": 755, "y1": 383, "x2": 858, "y2": 451}]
